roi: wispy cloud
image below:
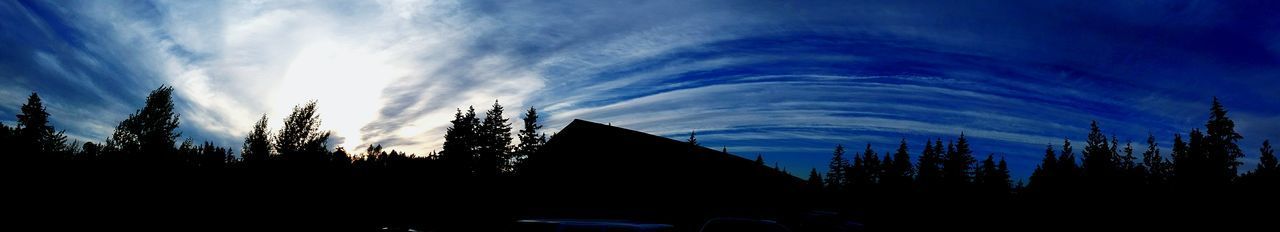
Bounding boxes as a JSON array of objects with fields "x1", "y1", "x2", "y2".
[{"x1": 1, "y1": 0, "x2": 1277, "y2": 178}]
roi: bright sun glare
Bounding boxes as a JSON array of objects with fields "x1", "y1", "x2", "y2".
[{"x1": 273, "y1": 40, "x2": 402, "y2": 151}]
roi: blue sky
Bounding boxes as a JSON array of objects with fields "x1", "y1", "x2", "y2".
[{"x1": 1, "y1": 0, "x2": 1278, "y2": 179}]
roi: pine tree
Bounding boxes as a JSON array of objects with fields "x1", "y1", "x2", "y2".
[
  {"x1": 477, "y1": 100, "x2": 513, "y2": 177},
  {"x1": 862, "y1": 143, "x2": 881, "y2": 185},
  {"x1": 0, "y1": 122, "x2": 12, "y2": 153},
  {"x1": 825, "y1": 144, "x2": 849, "y2": 191},
  {"x1": 1081, "y1": 121, "x2": 1116, "y2": 184},
  {"x1": 242, "y1": 114, "x2": 272, "y2": 164},
  {"x1": 687, "y1": 130, "x2": 699, "y2": 146},
  {"x1": 995, "y1": 156, "x2": 1011, "y2": 196},
  {"x1": 1203, "y1": 97, "x2": 1244, "y2": 184},
  {"x1": 1121, "y1": 140, "x2": 1140, "y2": 186},
  {"x1": 1029, "y1": 144, "x2": 1057, "y2": 193},
  {"x1": 513, "y1": 107, "x2": 546, "y2": 174},
  {"x1": 848, "y1": 153, "x2": 866, "y2": 190},
  {"x1": 755, "y1": 154, "x2": 765, "y2": 166},
  {"x1": 916, "y1": 138, "x2": 943, "y2": 192},
  {"x1": 977, "y1": 154, "x2": 1006, "y2": 196},
  {"x1": 942, "y1": 134, "x2": 975, "y2": 189},
  {"x1": 883, "y1": 139, "x2": 913, "y2": 192},
  {"x1": 14, "y1": 92, "x2": 69, "y2": 157},
  {"x1": 807, "y1": 168, "x2": 825, "y2": 192},
  {"x1": 442, "y1": 107, "x2": 479, "y2": 176},
  {"x1": 1141, "y1": 134, "x2": 1168, "y2": 186},
  {"x1": 106, "y1": 86, "x2": 181, "y2": 163},
  {"x1": 273, "y1": 100, "x2": 331, "y2": 164},
  {"x1": 1170, "y1": 133, "x2": 1190, "y2": 186},
  {"x1": 1255, "y1": 140, "x2": 1276, "y2": 177},
  {"x1": 1057, "y1": 138, "x2": 1079, "y2": 179}
]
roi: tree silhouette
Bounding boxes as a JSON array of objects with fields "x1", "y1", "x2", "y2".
[
  {"x1": 442, "y1": 107, "x2": 479, "y2": 176},
  {"x1": 825, "y1": 144, "x2": 849, "y2": 191},
  {"x1": 1141, "y1": 133, "x2": 1169, "y2": 186},
  {"x1": 1056, "y1": 138, "x2": 1080, "y2": 189},
  {"x1": 1243, "y1": 140, "x2": 1277, "y2": 190},
  {"x1": 687, "y1": 130, "x2": 699, "y2": 146},
  {"x1": 755, "y1": 154, "x2": 765, "y2": 166},
  {"x1": 881, "y1": 139, "x2": 913, "y2": 193},
  {"x1": 916, "y1": 138, "x2": 943, "y2": 193},
  {"x1": 105, "y1": 86, "x2": 181, "y2": 163},
  {"x1": 1202, "y1": 97, "x2": 1244, "y2": 185},
  {"x1": 942, "y1": 134, "x2": 975, "y2": 190},
  {"x1": 242, "y1": 114, "x2": 272, "y2": 165},
  {"x1": 513, "y1": 107, "x2": 546, "y2": 173},
  {"x1": 1255, "y1": 140, "x2": 1276, "y2": 177},
  {"x1": 976, "y1": 154, "x2": 1010, "y2": 197},
  {"x1": 79, "y1": 142, "x2": 100, "y2": 160},
  {"x1": 331, "y1": 146, "x2": 351, "y2": 168},
  {"x1": 807, "y1": 168, "x2": 824, "y2": 192},
  {"x1": 1029, "y1": 144, "x2": 1057, "y2": 194},
  {"x1": 1081, "y1": 121, "x2": 1117, "y2": 189},
  {"x1": 14, "y1": 92, "x2": 69, "y2": 158},
  {"x1": 860, "y1": 143, "x2": 881, "y2": 187},
  {"x1": 274, "y1": 100, "x2": 331, "y2": 165},
  {"x1": 477, "y1": 100, "x2": 513, "y2": 177}
]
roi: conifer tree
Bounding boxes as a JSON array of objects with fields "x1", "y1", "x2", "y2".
[
  {"x1": 916, "y1": 138, "x2": 943, "y2": 191},
  {"x1": 825, "y1": 144, "x2": 849, "y2": 191},
  {"x1": 513, "y1": 107, "x2": 546, "y2": 174},
  {"x1": 442, "y1": 107, "x2": 480, "y2": 176},
  {"x1": 15, "y1": 92, "x2": 69, "y2": 156},
  {"x1": 478, "y1": 100, "x2": 512, "y2": 176}
]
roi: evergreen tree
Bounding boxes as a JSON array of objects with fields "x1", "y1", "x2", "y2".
[
  {"x1": 1141, "y1": 134, "x2": 1169, "y2": 186},
  {"x1": 755, "y1": 154, "x2": 765, "y2": 166},
  {"x1": 825, "y1": 144, "x2": 849, "y2": 191},
  {"x1": 477, "y1": 100, "x2": 513, "y2": 177},
  {"x1": 807, "y1": 168, "x2": 825, "y2": 191},
  {"x1": 976, "y1": 154, "x2": 1008, "y2": 196},
  {"x1": 687, "y1": 130, "x2": 699, "y2": 146},
  {"x1": 1170, "y1": 133, "x2": 1190, "y2": 185},
  {"x1": 14, "y1": 92, "x2": 69, "y2": 157},
  {"x1": 1202, "y1": 97, "x2": 1244, "y2": 184},
  {"x1": 1029, "y1": 144, "x2": 1057, "y2": 193},
  {"x1": 0, "y1": 122, "x2": 12, "y2": 153},
  {"x1": 442, "y1": 107, "x2": 480, "y2": 176},
  {"x1": 848, "y1": 152, "x2": 866, "y2": 190},
  {"x1": 861, "y1": 143, "x2": 881, "y2": 185},
  {"x1": 942, "y1": 134, "x2": 975, "y2": 189},
  {"x1": 1121, "y1": 140, "x2": 1140, "y2": 186},
  {"x1": 1255, "y1": 140, "x2": 1276, "y2": 177},
  {"x1": 273, "y1": 100, "x2": 331, "y2": 164},
  {"x1": 106, "y1": 86, "x2": 181, "y2": 163},
  {"x1": 513, "y1": 107, "x2": 546, "y2": 173},
  {"x1": 242, "y1": 114, "x2": 272, "y2": 164},
  {"x1": 1057, "y1": 138, "x2": 1079, "y2": 180},
  {"x1": 1081, "y1": 121, "x2": 1116, "y2": 184},
  {"x1": 882, "y1": 139, "x2": 913, "y2": 192},
  {"x1": 916, "y1": 138, "x2": 943, "y2": 192}
]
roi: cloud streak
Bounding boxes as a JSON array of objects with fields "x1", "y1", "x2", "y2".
[{"x1": 1, "y1": 0, "x2": 1277, "y2": 178}]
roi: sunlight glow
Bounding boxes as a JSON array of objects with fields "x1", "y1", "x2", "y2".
[{"x1": 274, "y1": 40, "x2": 403, "y2": 151}]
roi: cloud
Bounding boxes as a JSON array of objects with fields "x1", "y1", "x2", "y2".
[{"x1": 1, "y1": 0, "x2": 1277, "y2": 179}]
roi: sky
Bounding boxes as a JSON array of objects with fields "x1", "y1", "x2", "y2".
[{"x1": 1, "y1": 0, "x2": 1278, "y2": 179}]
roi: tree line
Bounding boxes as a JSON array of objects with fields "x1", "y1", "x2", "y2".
[
  {"x1": 798, "y1": 97, "x2": 1276, "y2": 230},
  {"x1": 0, "y1": 86, "x2": 549, "y2": 176},
  {"x1": 2, "y1": 85, "x2": 1276, "y2": 230}
]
